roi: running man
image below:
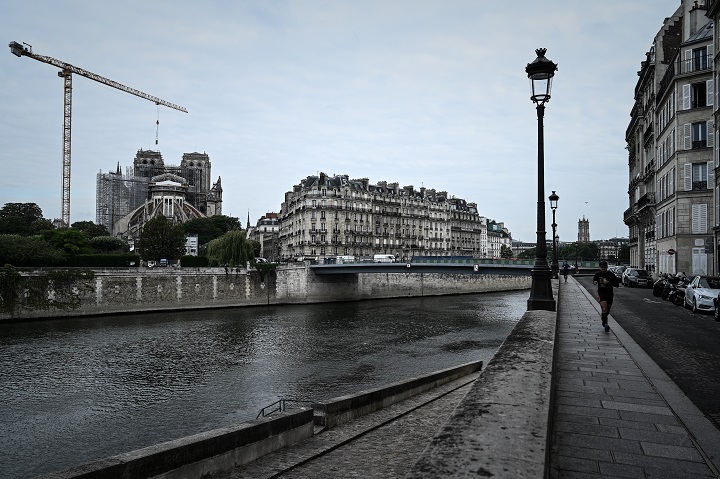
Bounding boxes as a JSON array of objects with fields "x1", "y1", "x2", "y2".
[{"x1": 593, "y1": 261, "x2": 620, "y2": 332}]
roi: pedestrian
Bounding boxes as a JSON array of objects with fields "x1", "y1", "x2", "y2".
[
  {"x1": 562, "y1": 262, "x2": 570, "y2": 282},
  {"x1": 593, "y1": 260, "x2": 620, "y2": 332}
]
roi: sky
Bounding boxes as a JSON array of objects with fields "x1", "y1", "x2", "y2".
[{"x1": 0, "y1": 0, "x2": 683, "y2": 243}]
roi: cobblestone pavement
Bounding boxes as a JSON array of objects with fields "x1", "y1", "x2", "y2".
[
  {"x1": 222, "y1": 374, "x2": 477, "y2": 478},
  {"x1": 550, "y1": 277, "x2": 720, "y2": 478}
]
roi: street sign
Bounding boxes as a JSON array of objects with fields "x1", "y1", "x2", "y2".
[{"x1": 667, "y1": 249, "x2": 676, "y2": 255}]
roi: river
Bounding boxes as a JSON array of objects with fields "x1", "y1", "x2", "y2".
[{"x1": 0, "y1": 290, "x2": 527, "y2": 478}]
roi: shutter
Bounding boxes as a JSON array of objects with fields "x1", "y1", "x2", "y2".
[
  {"x1": 684, "y1": 123, "x2": 692, "y2": 149},
  {"x1": 708, "y1": 79, "x2": 714, "y2": 108},
  {"x1": 683, "y1": 84, "x2": 691, "y2": 110},
  {"x1": 657, "y1": 213, "x2": 662, "y2": 238},
  {"x1": 708, "y1": 44, "x2": 714, "y2": 64},
  {"x1": 708, "y1": 120, "x2": 715, "y2": 147},
  {"x1": 708, "y1": 161, "x2": 714, "y2": 189},
  {"x1": 657, "y1": 179, "x2": 662, "y2": 201},
  {"x1": 671, "y1": 128, "x2": 675, "y2": 155},
  {"x1": 685, "y1": 48, "x2": 692, "y2": 73},
  {"x1": 670, "y1": 207, "x2": 675, "y2": 236},
  {"x1": 669, "y1": 167, "x2": 675, "y2": 194},
  {"x1": 685, "y1": 162, "x2": 692, "y2": 191},
  {"x1": 692, "y1": 204, "x2": 701, "y2": 233}
]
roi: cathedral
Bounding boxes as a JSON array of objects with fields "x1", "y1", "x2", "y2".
[{"x1": 96, "y1": 149, "x2": 222, "y2": 239}]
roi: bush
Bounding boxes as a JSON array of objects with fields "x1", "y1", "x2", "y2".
[
  {"x1": 69, "y1": 254, "x2": 141, "y2": 267},
  {"x1": 180, "y1": 255, "x2": 209, "y2": 267}
]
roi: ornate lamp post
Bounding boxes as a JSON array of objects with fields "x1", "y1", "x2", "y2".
[
  {"x1": 526, "y1": 48, "x2": 558, "y2": 311},
  {"x1": 549, "y1": 190, "x2": 559, "y2": 279}
]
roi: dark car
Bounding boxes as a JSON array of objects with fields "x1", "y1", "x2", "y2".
[{"x1": 622, "y1": 268, "x2": 653, "y2": 287}]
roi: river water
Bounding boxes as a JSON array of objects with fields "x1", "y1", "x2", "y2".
[{"x1": 0, "y1": 290, "x2": 527, "y2": 478}]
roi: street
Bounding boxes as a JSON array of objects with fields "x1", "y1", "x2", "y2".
[{"x1": 576, "y1": 275, "x2": 720, "y2": 430}]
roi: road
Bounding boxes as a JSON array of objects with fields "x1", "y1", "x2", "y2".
[{"x1": 576, "y1": 275, "x2": 720, "y2": 430}]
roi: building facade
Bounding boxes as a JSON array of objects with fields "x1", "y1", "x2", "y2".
[
  {"x1": 277, "y1": 173, "x2": 510, "y2": 261},
  {"x1": 626, "y1": 1, "x2": 715, "y2": 276},
  {"x1": 96, "y1": 149, "x2": 222, "y2": 238}
]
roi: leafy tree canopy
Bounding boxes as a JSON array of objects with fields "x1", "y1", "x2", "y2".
[
  {"x1": 207, "y1": 230, "x2": 254, "y2": 267},
  {"x1": 500, "y1": 244, "x2": 513, "y2": 259},
  {"x1": 182, "y1": 215, "x2": 242, "y2": 246},
  {"x1": 41, "y1": 229, "x2": 93, "y2": 256},
  {"x1": 71, "y1": 221, "x2": 110, "y2": 239},
  {"x1": 0, "y1": 202, "x2": 53, "y2": 236},
  {"x1": 89, "y1": 235, "x2": 129, "y2": 254},
  {"x1": 0, "y1": 235, "x2": 67, "y2": 267},
  {"x1": 138, "y1": 216, "x2": 187, "y2": 261}
]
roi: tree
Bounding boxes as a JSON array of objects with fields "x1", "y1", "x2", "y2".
[
  {"x1": 182, "y1": 215, "x2": 242, "y2": 246},
  {"x1": 71, "y1": 221, "x2": 110, "y2": 239},
  {"x1": 41, "y1": 229, "x2": 93, "y2": 256},
  {"x1": 89, "y1": 236, "x2": 129, "y2": 254},
  {"x1": 207, "y1": 230, "x2": 254, "y2": 267},
  {"x1": 0, "y1": 235, "x2": 67, "y2": 266},
  {"x1": 137, "y1": 216, "x2": 187, "y2": 261},
  {"x1": 500, "y1": 245, "x2": 513, "y2": 259},
  {"x1": 0, "y1": 202, "x2": 53, "y2": 236}
]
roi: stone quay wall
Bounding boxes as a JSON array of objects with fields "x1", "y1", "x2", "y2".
[{"x1": 1, "y1": 265, "x2": 531, "y2": 320}]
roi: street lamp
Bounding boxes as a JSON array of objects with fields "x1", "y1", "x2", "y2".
[
  {"x1": 549, "y1": 190, "x2": 559, "y2": 279},
  {"x1": 526, "y1": 48, "x2": 558, "y2": 311}
]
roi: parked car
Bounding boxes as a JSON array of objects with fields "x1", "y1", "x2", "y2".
[
  {"x1": 684, "y1": 275, "x2": 720, "y2": 313},
  {"x1": 611, "y1": 265, "x2": 627, "y2": 280},
  {"x1": 713, "y1": 293, "x2": 720, "y2": 321},
  {"x1": 621, "y1": 268, "x2": 653, "y2": 287}
]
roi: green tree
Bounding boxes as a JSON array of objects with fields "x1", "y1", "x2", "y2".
[
  {"x1": 500, "y1": 244, "x2": 513, "y2": 259},
  {"x1": 0, "y1": 202, "x2": 53, "y2": 236},
  {"x1": 71, "y1": 221, "x2": 110, "y2": 239},
  {"x1": 0, "y1": 235, "x2": 67, "y2": 266},
  {"x1": 207, "y1": 230, "x2": 254, "y2": 267},
  {"x1": 41, "y1": 228, "x2": 93, "y2": 256},
  {"x1": 182, "y1": 215, "x2": 242, "y2": 245},
  {"x1": 89, "y1": 235, "x2": 129, "y2": 254},
  {"x1": 518, "y1": 247, "x2": 535, "y2": 259},
  {"x1": 137, "y1": 216, "x2": 187, "y2": 261},
  {"x1": 618, "y1": 244, "x2": 630, "y2": 263}
]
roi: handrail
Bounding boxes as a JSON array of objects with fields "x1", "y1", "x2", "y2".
[{"x1": 256, "y1": 399, "x2": 313, "y2": 419}]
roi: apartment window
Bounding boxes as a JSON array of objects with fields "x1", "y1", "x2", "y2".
[
  {"x1": 684, "y1": 162, "x2": 712, "y2": 191},
  {"x1": 684, "y1": 121, "x2": 714, "y2": 149},
  {"x1": 691, "y1": 82, "x2": 707, "y2": 108},
  {"x1": 693, "y1": 46, "x2": 709, "y2": 71}
]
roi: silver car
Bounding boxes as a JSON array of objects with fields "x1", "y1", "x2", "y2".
[{"x1": 684, "y1": 275, "x2": 720, "y2": 313}]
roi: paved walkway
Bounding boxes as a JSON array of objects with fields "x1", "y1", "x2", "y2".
[
  {"x1": 222, "y1": 277, "x2": 720, "y2": 478},
  {"x1": 550, "y1": 276, "x2": 720, "y2": 478}
]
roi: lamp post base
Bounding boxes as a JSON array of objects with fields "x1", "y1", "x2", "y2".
[{"x1": 527, "y1": 267, "x2": 555, "y2": 311}]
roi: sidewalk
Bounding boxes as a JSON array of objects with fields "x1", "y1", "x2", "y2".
[
  {"x1": 223, "y1": 277, "x2": 720, "y2": 478},
  {"x1": 550, "y1": 276, "x2": 720, "y2": 478}
]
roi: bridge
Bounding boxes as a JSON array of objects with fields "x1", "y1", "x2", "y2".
[{"x1": 309, "y1": 258, "x2": 600, "y2": 275}]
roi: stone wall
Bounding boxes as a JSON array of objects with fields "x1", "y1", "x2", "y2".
[{"x1": 1, "y1": 265, "x2": 530, "y2": 320}]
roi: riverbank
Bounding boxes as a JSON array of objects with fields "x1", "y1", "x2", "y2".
[{"x1": 1, "y1": 264, "x2": 530, "y2": 320}]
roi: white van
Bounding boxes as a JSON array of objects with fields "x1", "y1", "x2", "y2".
[
  {"x1": 373, "y1": 254, "x2": 395, "y2": 263},
  {"x1": 336, "y1": 255, "x2": 355, "y2": 264}
]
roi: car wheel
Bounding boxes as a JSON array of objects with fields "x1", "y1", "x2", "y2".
[
  {"x1": 692, "y1": 298, "x2": 698, "y2": 314},
  {"x1": 685, "y1": 296, "x2": 692, "y2": 310}
]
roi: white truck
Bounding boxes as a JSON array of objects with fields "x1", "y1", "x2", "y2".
[{"x1": 373, "y1": 254, "x2": 396, "y2": 263}]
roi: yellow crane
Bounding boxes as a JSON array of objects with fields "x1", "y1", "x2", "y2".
[{"x1": 8, "y1": 41, "x2": 188, "y2": 227}]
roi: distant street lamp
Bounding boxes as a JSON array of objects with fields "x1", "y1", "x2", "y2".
[
  {"x1": 526, "y1": 48, "x2": 558, "y2": 311},
  {"x1": 549, "y1": 190, "x2": 559, "y2": 279}
]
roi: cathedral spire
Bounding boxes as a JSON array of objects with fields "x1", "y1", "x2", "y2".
[{"x1": 247, "y1": 210, "x2": 251, "y2": 230}]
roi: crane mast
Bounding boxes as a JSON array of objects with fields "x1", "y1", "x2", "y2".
[{"x1": 8, "y1": 41, "x2": 188, "y2": 227}]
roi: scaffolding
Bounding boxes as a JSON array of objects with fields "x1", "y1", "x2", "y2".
[{"x1": 96, "y1": 167, "x2": 149, "y2": 235}]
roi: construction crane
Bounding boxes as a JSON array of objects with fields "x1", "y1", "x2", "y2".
[{"x1": 8, "y1": 41, "x2": 188, "y2": 227}]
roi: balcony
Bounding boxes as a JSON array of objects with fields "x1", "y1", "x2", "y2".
[
  {"x1": 693, "y1": 140, "x2": 707, "y2": 149},
  {"x1": 676, "y1": 54, "x2": 713, "y2": 75},
  {"x1": 637, "y1": 192, "x2": 655, "y2": 210}
]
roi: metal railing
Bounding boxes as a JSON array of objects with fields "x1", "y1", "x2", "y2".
[{"x1": 256, "y1": 399, "x2": 313, "y2": 419}]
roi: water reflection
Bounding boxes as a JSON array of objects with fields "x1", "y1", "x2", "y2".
[{"x1": 0, "y1": 290, "x2": 527, "y2": 478}]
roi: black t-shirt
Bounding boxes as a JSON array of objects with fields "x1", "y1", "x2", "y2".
[{"x1": 593, "y1": 270, "x2": 619, "y2": 294}]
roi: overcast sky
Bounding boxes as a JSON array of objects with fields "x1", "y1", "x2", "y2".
[{"x1": 0, "y1": 0, "x2": 682, "y2": 242}]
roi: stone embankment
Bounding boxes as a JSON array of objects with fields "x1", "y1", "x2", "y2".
[{"x1": 1, "y1": 264, "x2": 530, "y2": 320}]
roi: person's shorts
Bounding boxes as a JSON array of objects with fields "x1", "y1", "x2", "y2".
[{"x1": 598, "y1": 292, "x2": 614, "y2": 304}]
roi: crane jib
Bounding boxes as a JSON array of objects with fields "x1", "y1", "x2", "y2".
[{"x1": 8, "y1": 40, "x2": 187, "y2": 226}]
